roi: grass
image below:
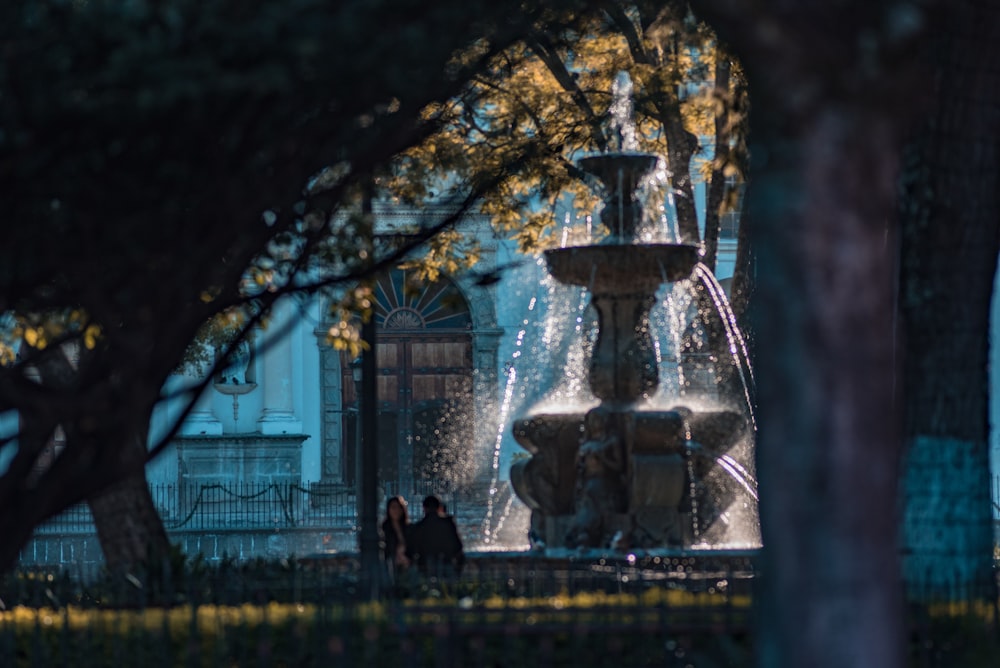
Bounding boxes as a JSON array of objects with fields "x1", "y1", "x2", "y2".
[
  {"x1": 0, "y1": 567, "x2": 754, "y2": 667},
  {"x1": 0, "y1": 597, "x2": 753, "y2": 667},
  {"x1": 1, "y1": 560, "x2": 998, "y2": 667}
]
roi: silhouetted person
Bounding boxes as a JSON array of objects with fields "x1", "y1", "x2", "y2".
[
  {"x1": 408, "y1": 495, "x2": 464, "y2": 576},
  {"x1": 380, "y1": 495, "x2": 411, "y2": 579}
]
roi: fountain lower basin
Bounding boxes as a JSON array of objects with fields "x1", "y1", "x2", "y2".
[{"x1": 509, "y1": 403, "x2": 749, "y2": 549}]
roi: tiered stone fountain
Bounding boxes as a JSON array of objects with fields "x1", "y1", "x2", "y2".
[{"x1": 509, "y1": 114, "x2": 754, "y2": 552}]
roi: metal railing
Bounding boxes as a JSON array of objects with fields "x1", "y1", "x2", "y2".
[
  {"x1": 32, "y1": 474, "x2": 1000, "y2": 537},
  {"x1": 33, "y1": 482, "x2": 343, "y2": 534},
  {"x1": 34, "y1": 481, "x2": 460, "y2": 535},
  {"x1": 0, "y1": 560, "x2": 756, "y2": 668},
  {"x1": 2, "y1": 556, "x2": 995, "y2": 668}
]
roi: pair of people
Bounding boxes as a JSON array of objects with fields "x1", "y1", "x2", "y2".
[{"x1": 380, "y1": 494, "x2": 465, "y2": 578}]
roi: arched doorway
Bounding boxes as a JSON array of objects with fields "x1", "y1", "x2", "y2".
[{"x1": 341, "y1": 269, "x2": 474, "y2": 493}]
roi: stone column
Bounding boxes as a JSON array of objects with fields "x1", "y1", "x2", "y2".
[
  {"x1": 173, "y1": 365, "x2": 222, "y2": 436},
  {"x1": 317, "y1": 330, "x2": 345, "y2": 482},
  {"x1": 180, "y1": 389, "x2": 223, "y2": 436},
  {"x1": 257, "y1": 299, "x2": 303, "y2": 435}
]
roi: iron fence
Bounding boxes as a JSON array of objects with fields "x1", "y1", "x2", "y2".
[
  {"x1": 1, "y1": 558, "x2": 997, "y2": 668},
  {"x1": 0, "y1": 556, "x2": 757, "y2": 667},
  {"x1": 32, "y1": 473, "x2": 1000, "y2": 538},
  {"x1": 33, "y1": 482, "x2": 459, "y2": 535}
]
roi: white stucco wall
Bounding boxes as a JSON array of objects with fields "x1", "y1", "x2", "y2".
[{"x1": 296, "y1": 300, "x2": 323, "y2": 483}]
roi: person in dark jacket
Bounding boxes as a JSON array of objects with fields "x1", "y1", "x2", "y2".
[{"x1": 407, "y1": 495, "x2": 464, "y2": 576}]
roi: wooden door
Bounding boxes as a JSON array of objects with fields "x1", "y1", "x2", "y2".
[
  {"x1": 376, "y1": 337, "x2": 472, "y2": 489},
  {"x1": 338, "y1": 269, "x2": 475, "y2": 492}
]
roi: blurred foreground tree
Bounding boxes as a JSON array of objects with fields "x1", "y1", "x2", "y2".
[
  {"x1": 695, "y1": 0, "x2": 999, "y2": 666},
  {"x1": 0, "y1": 0, "x2": 592, "y2": 574},
  {"x1": 897, "y1": 0, "x2": 1000, "y2": 603}
]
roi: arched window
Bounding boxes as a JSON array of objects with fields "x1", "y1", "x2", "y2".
[{"x1": 374, "y1": 269, "x2": 473, "y2": 332}]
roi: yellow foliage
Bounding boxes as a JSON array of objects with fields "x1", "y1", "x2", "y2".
[
  {"x1": 378, "y1": 4, "x2": 741, "y2": 264},
  {"x1": 322, "y1": 282, "x2": 380, "y2": 358},
  {"x1": 0, "y1": 344, "x2": 16, "y2": 366},
  {"x1": 23, "y1": 327, "x2": 42, "y2": 348},
  {"x1": 83, "y1": 324, "x2": 102, "y2": 350}
]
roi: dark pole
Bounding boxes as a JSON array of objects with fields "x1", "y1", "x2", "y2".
[{"x1": 357, "y1": 186, "x2": 381, "y2": 599}]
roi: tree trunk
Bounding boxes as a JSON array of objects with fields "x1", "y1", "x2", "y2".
[
  {"x1": 15, "y1": 344, "x2": 171, "y2": 573},
  {"x1": 898, "y1": 0, "x2": 1000, "y2": 602},
  {"x1": 0, "y1": 479, "x2": 59, "y2": 574},
  {"x1": 88, "y1": 433, "x2": 172, "y2": 573},
  {"x1": 664, "y1": 114, "x2": 701, "y2": 244},
  {"x1": 748, "y1": 105, "x2": 906, "y2": 668},
  {"x1": 702, "y1": 56, "x2": 731, "y2": 271},
  {"x1": 0, "y1": 421, "x2": 171, "y2": 575},
  {"x1": 706, "y1": 15, "x2": 928, "y2": 668},
  {"x1": 691, "y1": 2, "x2": 939, "y2": 664}
]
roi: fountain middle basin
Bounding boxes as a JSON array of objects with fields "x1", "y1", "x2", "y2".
[{"x1": 545, "y1": 244, "x2": 699, "y2": 287}]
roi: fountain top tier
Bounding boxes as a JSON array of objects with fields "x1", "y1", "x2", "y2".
[
  {"x1": 578, "y1": 71, "x2": 677, "y2": 245},
  {"x1": 577, "y1": 152, "x2": 658, "y2": 244},
  {"x1": 556, "y1": 150, "x2": 699, "y2": 290}
]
